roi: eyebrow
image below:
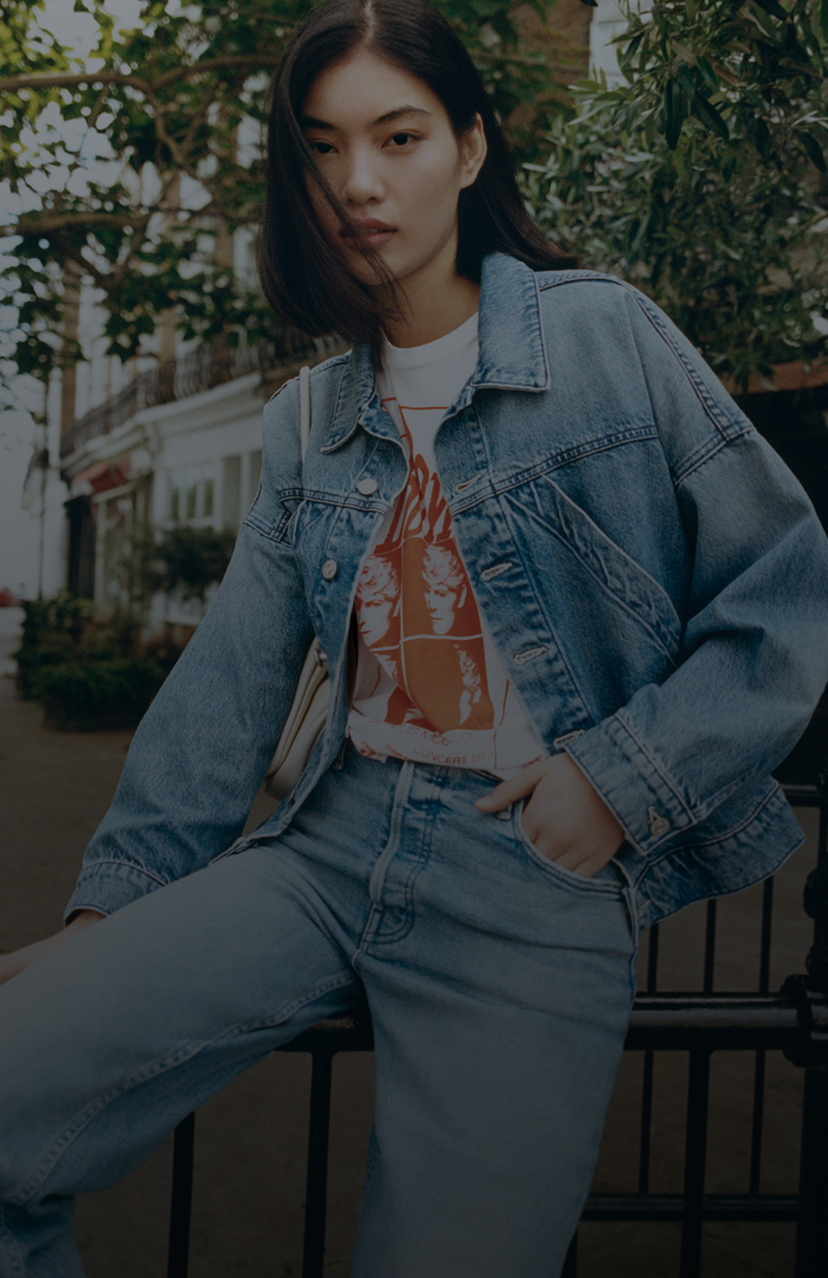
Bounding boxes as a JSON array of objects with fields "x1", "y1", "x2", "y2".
[{"x1": 300, "y1": 105, "x2": 432, "y2": 131}]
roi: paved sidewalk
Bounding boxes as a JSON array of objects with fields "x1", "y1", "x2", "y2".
[{"x1": 0, "y1": 605, "x2": 817, "y2": 1276}]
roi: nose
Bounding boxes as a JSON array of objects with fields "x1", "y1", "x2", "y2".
[{"x1": 340, "y1": 146, "x2": 383, "y2": 206}]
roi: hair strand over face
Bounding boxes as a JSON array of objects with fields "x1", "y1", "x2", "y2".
[{"x1": 257, "y1": 0, "x2": 577, "y2": 343}]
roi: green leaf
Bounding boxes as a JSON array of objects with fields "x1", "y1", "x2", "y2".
[
  {"x1": 754, "y1": 116, "x2": 772, "y2": 158},
  {"x1": 696, "y1": 56, "x2": 720, "y2": 93},
  {"x1": 664, "y1": 78, "x2": 685, "y2": 150},
  {"x1": 693, "y1": 94, "x2": 729, "y2": 141},
  {"x1": 619, "y1": 31, "x2": 644, "y2": 60},
  {"x1": 677, "y1": 63, "x2": 697, "y2": 101},
  {"x1": 752, "y1": 0, "x2": 790, "y2": 20},
  {"x1": 800, "y1": 130, "x2": 827, "y2": 172}
]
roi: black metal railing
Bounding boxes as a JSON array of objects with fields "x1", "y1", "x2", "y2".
[
  {"x1": 165, "y1": 783, "x2": 828, "y2": 1278},
  {"x1": 60, "y1": 334, "x2": 343, "y2": 460}
]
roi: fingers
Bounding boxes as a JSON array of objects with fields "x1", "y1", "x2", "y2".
[
  {"x1": 0, "y1": 914, "x2": 105, "y2": 986},
  {"x1": 474, "y1": 761, "x2": 545, "y2": 812}
]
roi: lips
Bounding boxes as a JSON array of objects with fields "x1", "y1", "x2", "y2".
[{"x1": 341, "y1": 219, "x2": 396, "y2": 248}]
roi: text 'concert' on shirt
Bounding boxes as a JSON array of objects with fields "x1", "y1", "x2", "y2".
[{"x1": 348, "y1": 312, "x2": 544, "y2": 775}]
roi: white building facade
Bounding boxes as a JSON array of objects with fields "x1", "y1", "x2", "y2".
[{"x1": 59, "y1": 337, "x2": 341, "y2": 632}]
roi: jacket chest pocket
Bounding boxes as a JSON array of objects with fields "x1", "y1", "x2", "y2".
[{"x1": 499, "y1": 471, "x2": 684, "y2": 674}]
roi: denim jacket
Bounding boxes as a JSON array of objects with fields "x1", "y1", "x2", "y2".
[{"x1": 67, "y1": 253, "x2": 828, "y2": 930}]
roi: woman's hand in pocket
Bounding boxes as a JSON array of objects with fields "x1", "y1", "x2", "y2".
[{"x1": 475, "y1": 754, "x2": 625, "y2": 878}]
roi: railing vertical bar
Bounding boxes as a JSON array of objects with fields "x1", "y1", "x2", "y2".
[
  {"x1": 680, "y1": 1050, "x2": 710, "y2": 1278},
  {"x1": 167, "y1": 1112, "x2": 195, "y2": 1278},
  {"x1": 758, "y1": 877, "x2": 774, "y2": 994},
  {"x1": 638, "y1": 924, "x2": 659, "y2": 1194},
  {"x1": 703, "y1": 901, "x2": 717, "y2": 994},
  {"x1": 303, "y1": 1051, "x2": 334, "y2": 1278},
  {"x1": 794, "y1": 786, "x2": 828, "y2": 1275},
  {"x1": 638, "y1": 1052, "x2": 655, "y2": 1196},
  {"x1": 748, "y1": 1049, "x2": 766, "y2": 1197},
  {"x1": 646, "y1": 922, "x2": 660, "y2": 991},
  {"x1": 794, "y1": 1063, "x2": 828, "y2": 1278},
  {"x1": 749, "y1": 877, "x2": 774, "y2": 1196}
]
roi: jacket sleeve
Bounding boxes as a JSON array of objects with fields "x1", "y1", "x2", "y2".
[
  {"x1": 64, "y1": 380, "x2": 315, "y2": 921},
  {"x1": 566, "y1": 286, "x2": 828, "y2": 858}
]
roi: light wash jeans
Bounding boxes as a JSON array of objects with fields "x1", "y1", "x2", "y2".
[{"x1": 0, "y1": 747, "x2": 638, "y2": 1277}]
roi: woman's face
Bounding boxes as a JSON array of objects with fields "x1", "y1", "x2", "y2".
[{"x1": 301, "y1": 48, "x2": 486, "y2": 296}]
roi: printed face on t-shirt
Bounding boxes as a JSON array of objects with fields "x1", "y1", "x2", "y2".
[
  {"x1": 357, "y1": 556, "x2": 400, "y2": 646},
  {"x1": 422, "y1": 543, "x2": 468, "y2": 634}
]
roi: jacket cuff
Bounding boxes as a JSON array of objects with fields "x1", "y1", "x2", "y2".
[
  {"x1": 566, "y1": 713, "x2": 697, "y2": 856},
  {"x1": 64, "y1": 860, "x2": 167, "y2": 925}
]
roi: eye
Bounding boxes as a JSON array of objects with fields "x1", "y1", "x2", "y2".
[
  {"x1": 307, "y1": 139, "x2": 334, "y2": 155},
  {"x1": 388, "y1": 131, "x2": 416, "y2": 147}
]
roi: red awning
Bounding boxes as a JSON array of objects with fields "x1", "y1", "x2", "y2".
[{"x1": 71, "y1": 458, "x2": 131, "y2": 496}]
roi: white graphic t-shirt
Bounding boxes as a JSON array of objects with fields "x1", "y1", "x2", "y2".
[{"x1": 347, "y1": 313, "x2": 544, "y2": 774}]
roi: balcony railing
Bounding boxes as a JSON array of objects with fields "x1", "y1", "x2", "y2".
[{"x1": 60, "y1": 334, "x2": 341, "y2": 461}]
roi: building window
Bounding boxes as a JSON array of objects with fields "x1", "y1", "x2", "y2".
[
  {"x1": 222, "y1": 455, "x2": 241, "y2": 529},
  {"x1": 167, "y1": 467, "x2": 219, "y2": 528}
]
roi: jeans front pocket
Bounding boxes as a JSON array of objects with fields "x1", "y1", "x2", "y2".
[{"x1": 512, "y1": 800, "x2": 624, "y2": 896}]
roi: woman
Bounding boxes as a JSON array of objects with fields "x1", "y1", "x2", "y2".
[{"x1": 2, "y1": 1, "x2": 827, "y2": 1274}]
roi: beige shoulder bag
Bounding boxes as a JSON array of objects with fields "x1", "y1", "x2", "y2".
[{"x1": 264, "y1": 366, "x2": 330, "y2": 799}]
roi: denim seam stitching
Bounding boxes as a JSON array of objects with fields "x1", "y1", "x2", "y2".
[
  {"x1": 449, "y1": 427, "x2": 658, "y2": 515},
  {"x1": 611, "y1": 713, "x2": 696, "y2": 833},
  {"x1": 74, "y1": 858, "x2": 169, "y2": 891},
  {"x1": 362, "y1": 798, "x2": 433, "y2": 946},
  {"x1": 513, "y1": 806, "x2": 622, "y2": 897},
  {"x1": 320, "y1": 358, "x2": 362, "y2": 451},
  {"x1": 628, "y1": 292, "x2": 744, "y2": 436},
  {"x1": 218, "y1": 972, "x2": 360, "y2": 1039},
  {"x1": 541, "y1": 272, "x2": 748, "y2": 450},
  {"x1": 674, "y1": 428, "x2": 753, "y2": 488},
  {"x1": 502, "y1": 491, "x2": 680, "y2": 664},
  {"x1": 8, "y1": 1040, "x2": 210, "y2": 1205},
  {"x1": 8, "y1": 970, "x2": 361, "y2": 1208},
  {"x1": 285, "y1": 489, "x2": 390, "y2": 514},
  {"x1": 641, "y1": 780, "x2": 787, "y2": 871},
  {"x1": 243, "y1": 511, "x2": 291, "y2": 545}
]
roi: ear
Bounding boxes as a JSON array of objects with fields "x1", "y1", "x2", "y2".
[{"x1": 458, "y1": 113, "x2": 487, "y2": 189}]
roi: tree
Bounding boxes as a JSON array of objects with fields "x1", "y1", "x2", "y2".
[
  {"x1": 526, "y1": 0, "x2": 828, "y2": 389},
  {"x1": 0, "y1": 0, "x2": 571, "y2": 408}
]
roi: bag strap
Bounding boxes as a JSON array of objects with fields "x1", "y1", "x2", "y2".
[{"x1": 299, "y1": 364, "x2": 311, "y2": 461}]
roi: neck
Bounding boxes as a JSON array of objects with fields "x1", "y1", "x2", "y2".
[
  {"x1": 383, "y1": 273, "x2": 480, "y2": 348},
  {"x1": 378, "y1": 232, "x2": 480, "y2": 347}
]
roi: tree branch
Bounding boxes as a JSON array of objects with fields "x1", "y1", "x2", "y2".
[
  {"x1": 0, "y1": 71, "x2": 153, "y2": 94},
  {"x1": 156, "y1": 56, "x2": 282, "y2": 87},
  {"x1": 4, "y1": 212, "x2": 147, "y2": 235},
  {"x1": 0, "y1": 57, "x2": 280, "y2": 96}
]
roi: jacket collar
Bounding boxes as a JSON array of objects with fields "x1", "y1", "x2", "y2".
[{"x1": 320, "y1": 252, "x2": 550, "y2": 453}]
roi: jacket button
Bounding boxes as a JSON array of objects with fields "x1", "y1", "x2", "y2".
[
  {"x1": 647, "y1": 806, "x2": 671, "y2": 838},
  {"x1": 357, "y1": 477, "x2": 378, "y2": 495},
  {"x1": 321, "y1": 558, "x2": 338, "y2": 580}
]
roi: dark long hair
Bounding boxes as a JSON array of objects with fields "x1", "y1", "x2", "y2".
[{"x1": 257, "y1": 0, "x2": 576, "y2": 342}]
